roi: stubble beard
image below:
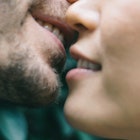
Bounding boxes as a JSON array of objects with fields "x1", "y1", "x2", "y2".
[{"x1": 0, "y1": 44, "x2": 62, "y2": 107}]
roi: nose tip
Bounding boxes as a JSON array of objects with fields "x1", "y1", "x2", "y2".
[{"x1": 66, "y1": 1, "x2": 100, "y2": 32}]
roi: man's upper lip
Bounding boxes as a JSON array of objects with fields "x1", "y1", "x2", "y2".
[{"x1": 31, "y1": 12, "x2": 75, "y2": 47}]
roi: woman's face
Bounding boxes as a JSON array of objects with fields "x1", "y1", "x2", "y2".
[{"x1": 64, "y1": 0, "x2": 140, "y2": 139}]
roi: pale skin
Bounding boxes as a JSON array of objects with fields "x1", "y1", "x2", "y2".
[
  {"x1": 64, "y1": 0, "x2": 140, "y2": 139},
  {"x1": 0, "y1": 0, "x2": 74, "y2": 106}
]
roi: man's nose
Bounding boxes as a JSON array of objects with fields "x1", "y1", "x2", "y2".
[{"x1": 66, "y1": 0, "x2": 100, "y2": 32}]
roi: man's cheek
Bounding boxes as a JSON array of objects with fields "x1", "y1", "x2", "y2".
[{"x1": 0, "y1": 41, "x2": 13, "y2": 67}]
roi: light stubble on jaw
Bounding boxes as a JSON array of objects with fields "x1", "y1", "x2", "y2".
[
  {"x1": 0, "y1": 50, "x2": 60, "y2": 107},
  {"x1": 0, "y1": 0, "x2": 68, "y2": 107}
]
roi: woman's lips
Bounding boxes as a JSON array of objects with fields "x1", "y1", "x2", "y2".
[
  {"x1": 66, "y1": 50, "x2": 102, "y2": 81},
  {"x1": 66, "y1": 68, "x2": 94, "y2": 82},
  {"x1": 66, "y1": 63, "x2": 101, "y2": 82}
]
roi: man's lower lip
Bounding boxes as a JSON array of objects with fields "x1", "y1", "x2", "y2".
[
  {"x1": 33, "y1": 14, "x2": 66, "y2": 56},
  {"x1": 47, "y1": 29, "x2": 66, "y2": 55},
  {"x1": 66, "y1": 68, "x2": 94, "y2": 81}
]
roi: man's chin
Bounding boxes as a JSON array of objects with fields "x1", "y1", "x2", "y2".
[
  {"x1": 0, "y1": 78, "x2": 60, "y2": 107},
  {"x1": 0, "y1": 63, "x2": 61, "y2": 107},
  {"x1": 0, "y1": 90, "x2": 58, "y2": 107}
]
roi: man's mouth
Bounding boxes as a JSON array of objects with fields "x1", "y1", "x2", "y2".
[
  {"x1": 30, "y1": 13, "x2": 75, "y2": 74},
  {"x1": 36, "y1": 19, "x2": 64, "y2": 44},
  {"x1": 32, "y1": 13, "x2": 75, "y2": 48}
]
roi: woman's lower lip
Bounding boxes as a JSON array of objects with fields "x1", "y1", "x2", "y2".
[{"x1": 66, "y1": 68, "x2": 94, "y2": 81}]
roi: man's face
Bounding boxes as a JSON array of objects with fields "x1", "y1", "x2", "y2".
[{"x1": 0, "y1": 0, "x2": 73, "y2": 106}]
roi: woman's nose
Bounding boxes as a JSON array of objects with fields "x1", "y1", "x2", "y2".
[{"x1": 66, "y1": 0, "x2": 100, "y2": 32}]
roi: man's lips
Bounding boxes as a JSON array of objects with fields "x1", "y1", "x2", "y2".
[
  {"x1": 31, "y1": 12, "x2": 75, "y2": 73},
  {"x1": 31, "y1": 12, "x2": 75, "y2": 48}
]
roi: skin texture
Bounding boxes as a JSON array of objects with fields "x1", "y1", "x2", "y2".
[
  {"x1": 64, "y1": 0, "x2": 140, "y2": 139},
  {"x1": 0, "y1": 0, "x2": 72, "y2": 106}
]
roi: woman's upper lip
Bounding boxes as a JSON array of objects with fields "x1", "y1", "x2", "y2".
[
  {"x1": 70, "y1": 45, "x2": 101, "y2": 66},
  {"x1": 31, "y1": 12, "x2": 75, "y2": 47}
]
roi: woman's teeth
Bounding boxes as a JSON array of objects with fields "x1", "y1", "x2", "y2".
[
  {"x1": 36, "y1": 19, "x2": 64, "y2": 43},
  {"x1": 77, "y1": 59, "x2": 101, "y2": 71}
]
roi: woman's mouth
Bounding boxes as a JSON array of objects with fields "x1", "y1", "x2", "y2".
[
  {"x1": 66, "y1": 58, "x2": 102, "y2": 82},
  {"x1": 77, "y1": 59, "x2": 102, "y2": 71}
]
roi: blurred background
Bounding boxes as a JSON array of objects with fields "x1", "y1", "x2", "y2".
[{"x1": 0, "y1": 50, "x2": 105, "y2": 140}]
